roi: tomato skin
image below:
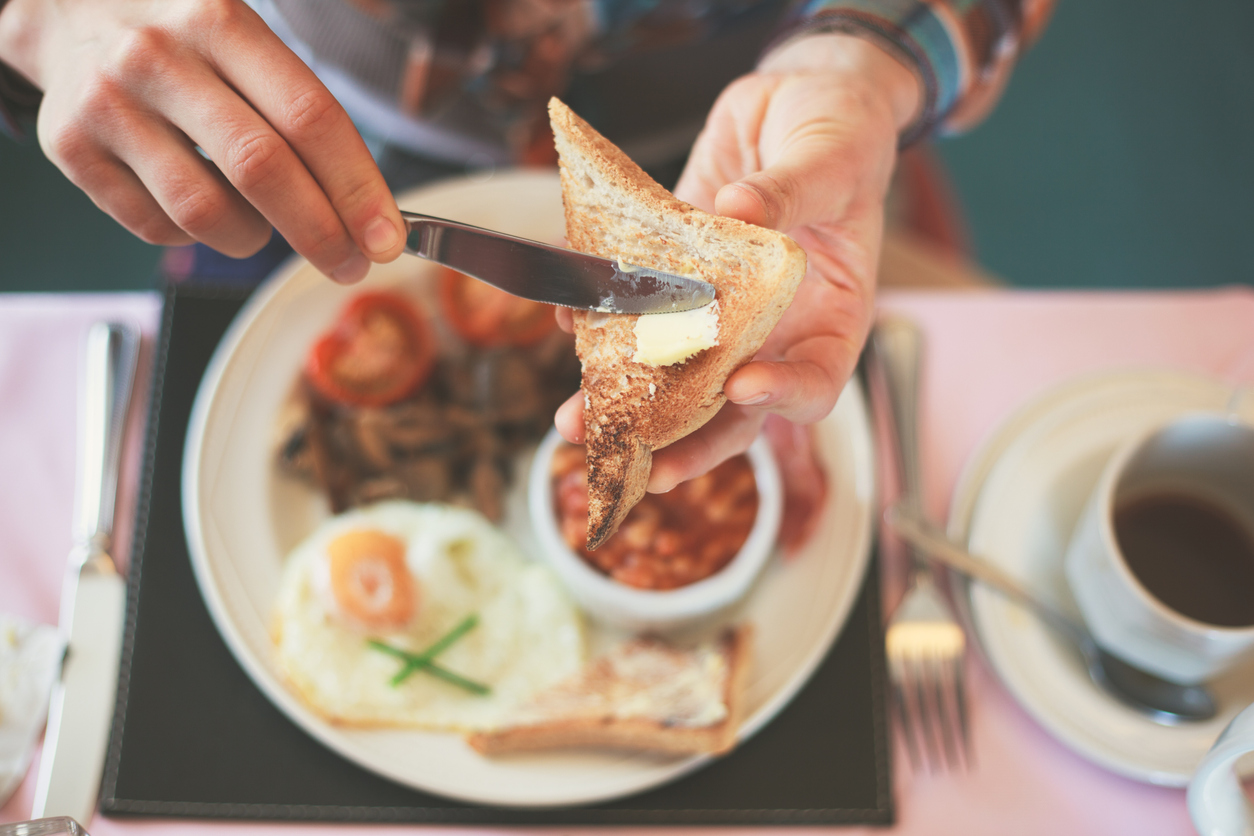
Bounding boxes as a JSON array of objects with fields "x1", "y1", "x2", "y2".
[
  {"x1": 304, "y1": 291, "x2": 436, "y2": 407},
  {"x1": 438, "y1": 266, "x2": 558, "y2": 348}
]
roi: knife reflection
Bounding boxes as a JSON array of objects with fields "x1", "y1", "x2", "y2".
[{"x1": 31, "y1": 322, "x2": 139, "y2": 825}]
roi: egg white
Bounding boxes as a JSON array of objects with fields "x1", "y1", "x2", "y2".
[{"x1": 272, "y1": 500, "x2": 585, "y2": 731}]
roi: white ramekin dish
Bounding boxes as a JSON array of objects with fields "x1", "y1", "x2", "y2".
[{"x1": 527, "y1": 427, "x2": 783, "y2": 633}]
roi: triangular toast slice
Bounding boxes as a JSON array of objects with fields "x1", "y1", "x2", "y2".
[{"x1": 548, "y1": 98, "x2": 807, "y2": 549}]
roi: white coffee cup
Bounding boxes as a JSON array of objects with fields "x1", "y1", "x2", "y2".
[
  {"x1": 1064, "y1": 412, "x2": 1254, "y2": 685},
  {"x1": 1189, "y1": 701, "x2": 1254, "y2": 835}
]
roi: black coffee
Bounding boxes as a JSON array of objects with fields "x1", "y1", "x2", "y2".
[{"x1": 1114, "y1": 492, "x2": 1254, "y2": 627}]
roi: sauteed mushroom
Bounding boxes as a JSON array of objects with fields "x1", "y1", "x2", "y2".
[{"x1": 276, "y1": 313, "x2": 580, "y2": 522}]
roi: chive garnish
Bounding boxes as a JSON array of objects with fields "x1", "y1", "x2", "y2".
[{"x1": 367, "y1": 613, "x2": 490, "y2": 694}]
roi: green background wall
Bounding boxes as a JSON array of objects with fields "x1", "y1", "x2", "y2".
[{"x1": 935, "y1": 1, "x2": 1254, "y2": 289}]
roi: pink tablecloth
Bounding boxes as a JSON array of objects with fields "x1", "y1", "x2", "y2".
[{"x1": 4, "y1": 286, "x2": 1254, "y2": 836}]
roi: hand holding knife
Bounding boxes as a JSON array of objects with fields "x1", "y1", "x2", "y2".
[{"x1": 32, "y1": 322, "x2": 140, "y2": 825}]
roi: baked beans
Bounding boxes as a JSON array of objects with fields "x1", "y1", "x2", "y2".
[{"x1": 551, "y1": 443, "x2": 759, "y2": 590}]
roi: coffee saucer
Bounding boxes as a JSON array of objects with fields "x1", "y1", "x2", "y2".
[{"x1": 947, "y1": 369, "x2": 1254, "y2": 786}]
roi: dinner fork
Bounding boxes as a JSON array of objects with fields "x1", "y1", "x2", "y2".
[{"x1": 871, "y1": 316, "x2": 971, "y2": 773}]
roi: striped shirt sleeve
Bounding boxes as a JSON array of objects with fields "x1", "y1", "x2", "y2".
[{"x1": 772, "y1": 0, "x2": 1056, "y2": 145}]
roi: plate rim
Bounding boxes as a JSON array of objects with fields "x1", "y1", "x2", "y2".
[{"x1": 180, "y1": 169, "x2": 877, "y2": 807}]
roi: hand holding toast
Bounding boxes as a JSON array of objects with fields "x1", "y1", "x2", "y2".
[{"x1": 556, "y1": 34, "x2": 922, "y2": 493}]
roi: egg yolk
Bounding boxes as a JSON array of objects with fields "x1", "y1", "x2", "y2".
[{"x1": 327, "y1": 530, "x2": 417, "y2": 630}]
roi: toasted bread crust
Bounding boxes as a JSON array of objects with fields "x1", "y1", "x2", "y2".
[
  {"x1": 466, "y1": 625, "x2": 753, "y2": 756},
  {"x1": 584, "y1": 427, "x2": 651, "y2": 549},
  {"x1": 548, "y1": 98, "x2": 807, "y2": 548}
]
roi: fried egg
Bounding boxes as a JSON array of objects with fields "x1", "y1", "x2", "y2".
[{"x1": 272, "y1": 500, "x2": 585, "y2": 731}]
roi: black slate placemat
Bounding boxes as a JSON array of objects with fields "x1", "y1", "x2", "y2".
[{"x1": 99, "y1": 281, "x2": 893, "y2": 826}]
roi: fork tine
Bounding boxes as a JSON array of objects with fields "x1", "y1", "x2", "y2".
[
  {"x1": 950, "y1": 655, "x2": 974, "y2": 770},
  {"x1": 933, "y1": 652, "x2": 963, "y2": 771},
  {"x1": 891, "y1": 673, "x2": 924, "y2": 772},
  {"x1": 909, "y1": 656, "x2": 944, "y2": 773}
]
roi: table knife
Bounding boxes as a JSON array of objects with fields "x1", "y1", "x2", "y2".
[
  {"x1": 31, "y1": 322, "x2": 140, "y2": 825},
  {"x1": 401, "y1": 210, "x2": 716, "y2": 314},
  {"x1": 0, "y1": 818, "x2": 86, "y2": 836}
]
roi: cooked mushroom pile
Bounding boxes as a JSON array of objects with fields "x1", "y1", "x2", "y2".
[{"x1": 276, "y1": 287, "x2": 580, "y2": 521}]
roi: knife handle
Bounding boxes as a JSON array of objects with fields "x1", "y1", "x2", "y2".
[
  {"x1": 73, "y1": 322, "x2": 140, "y2": 556},
  {"x1": 0, "y1": 818, "x2": 88, "y2": 836}
]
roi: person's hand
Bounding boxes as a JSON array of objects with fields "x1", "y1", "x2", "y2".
[
  {"x1": 0, "y1": 0, "x2": 406, "y2": 283},
  {"x1": 555, "y1": 33, "x2": 921, "y2": 490}
]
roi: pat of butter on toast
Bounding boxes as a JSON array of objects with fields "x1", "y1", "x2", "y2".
[{"x1": 633, "y1": 301, "x2": 720, "y2": 366}]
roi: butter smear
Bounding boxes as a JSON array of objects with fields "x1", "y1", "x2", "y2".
[{"x1": 632, "y1": 301, "x2": 719, "y2": 366}]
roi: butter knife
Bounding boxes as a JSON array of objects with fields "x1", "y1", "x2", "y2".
[
  {"x1": 31, "y1": 322, "x2": 140, "y2": 824},
  {"x1": 401, "y1": 210, "x2": 716, "y2": 314}
]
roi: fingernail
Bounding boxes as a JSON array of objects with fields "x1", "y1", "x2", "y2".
[
  {"x1": 363, "y1": 217, "x2": 400, "y2": 255},
  {"x1": 732, "y1": 392, "x2": 771, "y2": 406},
  {"x1": 331, "y1": 252, "x2": 370, "y2": 284},
  {"x1": 647, "y1": 477, "x2": 676, "y2": 494}
]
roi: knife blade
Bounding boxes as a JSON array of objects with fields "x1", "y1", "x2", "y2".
[
  {"x1": 31, "y1": 322, "x2": 139, "y2": 825},
  {"x1": 401, "y1": 210, "x2": 716, "y2": 315}
]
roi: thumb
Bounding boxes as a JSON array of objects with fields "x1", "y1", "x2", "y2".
[
  {"x1": 714, "y1": 130, "x2": 861, "y2": 233},
  {"x1": 712, "y1": 70, "x2": 900, "y2": 234}
]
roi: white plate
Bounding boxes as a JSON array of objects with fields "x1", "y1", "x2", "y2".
[
  {"x1": 182, "y1": 169, "x2": 877, "y2": 807},
  {"x1": 947, "y1": 369, "x2": 1254, "y2": 787}
]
